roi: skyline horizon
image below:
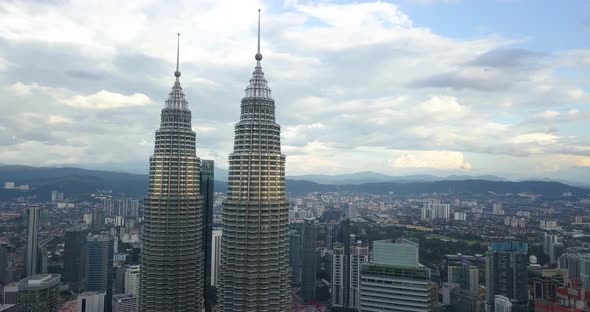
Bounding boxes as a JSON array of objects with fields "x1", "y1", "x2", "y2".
[{"x1": 0, "y1": 1, "x2": 588, "y2": 182}]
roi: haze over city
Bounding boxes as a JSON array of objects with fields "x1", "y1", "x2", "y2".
[{"x1": 0, "y1": 0, "x2": 588, "y2": 183}]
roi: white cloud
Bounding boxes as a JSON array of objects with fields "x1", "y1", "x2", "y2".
[
  {"x1": 535, "y1": 110, "x2": 560, "y2": 120},
  {"x1": 510, "y1": 133, "x2": 559, "y2": 145},
  {"x1": 389, "y1": 150, "x2": 472, "y2": 170},
  {"x1": 60, "y1": 91, "x2": 153, "y2": 110}
]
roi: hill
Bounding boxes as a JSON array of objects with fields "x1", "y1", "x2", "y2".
[{"x1": 0, "y1": 165, "x2": 587, "y2": 199}]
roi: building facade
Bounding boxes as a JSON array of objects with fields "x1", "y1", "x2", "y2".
[
  {"x1": 485, "y1": 242, "x2": 528, "y2": 312},
  {"x1": 200, "y1": 159, "x2": 215, "y2": 297},
  {"x1": 301, "y1": 218, "x2": 317, "y2": 301},
  {"x1": 64, "y1": 225, "x2": 88, "y2": 292},
  {"x1": 77, "y1": 292, "x2": 105, "y2": 312},
  {"x1": 289, "y1": 230, "x2": 302, "y2": 285},
  {"x1": 86, "y1": 234, "x2": 114, "y2": 312},
  {"x1": 17, "y1": 274, "x2": 60, "y2": 312},
  {"x1": 350, "y1": 243, "x2": 369, "y2": 309},
  {"x1": 113, "y1": 294, "x2": 138, "y2": 312},
  {"x1": 124, "y1": 265, "x2": 139, "y2": 296},
  {"x1": 25, "y1": 205, "x2": 40, "y2": 277},
  {"x1": 210, "y1": 229, "x2": 222, "y2": 288},
  {"x1": 139, "y1": 35, "x2": 205, "y2": 312},
  {"x1": 218, "y1": 13, "x2": 290, "y2": 311}
]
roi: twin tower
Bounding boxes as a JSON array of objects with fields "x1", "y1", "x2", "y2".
[{"x1": 139, "y1": 12, "x2": 290, "y2": 312}]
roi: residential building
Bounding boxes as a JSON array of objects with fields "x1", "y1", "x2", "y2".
[{"x1": 124, "y1": 265, "x2": 139, "y2": 296}]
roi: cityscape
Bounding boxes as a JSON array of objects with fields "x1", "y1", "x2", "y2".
[{"x1": 0, "y1": 1, "x2": 588, "y2": 312}]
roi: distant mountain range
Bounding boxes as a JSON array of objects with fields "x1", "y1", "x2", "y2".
[
  {"x1": 286, "y1": 171, "x2": 509, "y2": 185},
  {"x1": 0, "y1": 165, "x2": 587, "y2": 200}
]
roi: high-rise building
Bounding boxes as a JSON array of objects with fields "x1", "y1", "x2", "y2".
[
  {"x1": 218, "y1": 12, "x2": 290, "y2": 312},
  {"x1": 289, "y1": 230, "x2": 302, "y2": 285},
  {"x1": 349, "y1": 243, "x2": 369, "y2": 309},
  {"x1": 64, "y1": 225, "x2": 88, "y2": 292},
  {"x1": 485, "y1": 242, "x2": 528, "y2": 312},
  {"x1": 113, "y1": 294, "x2": 138, "y2": 312},
  {"x1": 359, "y1": 239, "x2": 431, "y2": 312},
  {"x1": 421, "y1": 203, "x2": 451, "y2": 221},
  {"x1": 559, "y1": 253, "x2": 581, "y2": 279},
  {"x1": 301, "y1": 218, "x2": 317, "y2": 301},
  {"x1": 77, "y1": 291, "x2": 105, "y2": 312},
  {"x1": 124, "y1": 265, "x2": 139, "y2": 296},
  {"x1": 25, "y1": 205, "x2": 40, "y2": 277},
  {"x1": 86, "y1": 234, "x2": 114, "y2": 312},
  {"x1": 200, "y1": 158, "x2": 214, "y2": 303},
  {"x1": 332, "y1": 243, "x2": 347, "y2": 307},
  {"x1": 581, "y1": 254, "x2": 590, "y2": 289},
  {"x1": 448, "y1": 265, "x2": 479, "y2": 295},
  {"x1": 51, "y1": 190, "x2": 63, "y2": 203},
  {"x1": 17, "y1": 274, "x2": 60, "y2": 312},
  {"x1": 139, "y1": 35, "x2": 205, "y2": 312},
  {"x1": 210, "y1": 229, "x2": 222, "y2": 288}
]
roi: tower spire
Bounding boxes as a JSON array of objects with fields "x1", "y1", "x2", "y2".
[
  {"x1": 255, "y1": 9, "x2": 262, "y2": 61},
  {"x1": 175, "y1": 33, "x2": 181, "y2": 78}
]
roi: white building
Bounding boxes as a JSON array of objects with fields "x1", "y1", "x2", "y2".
[
  {"x1": 453, "y1": 212, "x2": 467, "y2": 221},
  {"x1": 540, "y1": 220, "x2": 558, "y2": 230},
  {"x1": 124, "y1": 265, "x2": 140, "y2": 296},
  {"x1": 492, "y1": 203, "x2": 504, "y2": 215},
  {"x1": 349, "y1": 244, "x2": 369, "y2": 309},
  {"x1": 77, "y1": 291, "x2": 105, "y2": 312},
  {"x1": 83, "y1": 213, "x2": 93, "y2": 225},
  {"x1": 348, "y1": 203, "x2": 358, "y2": 220},
  {"x1": 332, "y1": 243, "x2": 347, "y2": 307},
  {"x1": 421, "y1": 203, "x2": 450, "y2": 221},
  {"x1": 4, "y1": 182, "x2": 14, "y2": 190},
  {"x1": 494, "y1": 295, "x2": 512, "y2": 312},
  {"x1": 210, "y1": 230, "x2": 222, "y2": 287}
]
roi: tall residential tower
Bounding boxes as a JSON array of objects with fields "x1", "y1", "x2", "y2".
[
  {"x1": 139, "y1": 35, "x2": 204, "y2": 311},
  {"x1": 219, "y1": 11, "x2": 291, "y2": 311}
]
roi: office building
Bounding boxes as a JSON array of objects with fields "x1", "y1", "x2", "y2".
[
  {"x1": 210, "y1": 229, "x2": 222, "y2": 288},
  {"x1": 485, "y1": 242, "x2": 528, "y2": 312},
  {"x1": 113, "y1": 294, "x2": 138, "y2": 312},
  {"x1": 289, "y1": 230, "x2": 302, "y2": 285},
  {"x1": 25, "y1": 205, "x2": 40, "y2": 277},
  {"x1": 86, "y1": 234, "x2": 114, "y2": 312},
  {"x1": 64, "y1": 225, "x2": 88, "y2": 292},
  {"x1": 218, "y1": 12, "x2": 290, "y2": 311},
  {"x1": 200, "y1": 159, "x2": 214, "y2": 293},
  {"x1": 350, "y1": 243, "x2": 369, "y2": 309},
  {"x1": 17, "y1": 274, "x2": 60, "y2": 312},
  {"x1": 359, "y1": 239, "x2": 431, "y2": 312},
  {"x1": 77, "y1": 292, "x2": 105, "y2": 312},
  {"x1": 124, "y1": 265, "x2": 139, "y2": 296},
  {"x1": 301, "y1": 218, "x2": 317, "y2": 301},
  {"x1": 139, "y1": 35, "x2": 205, "y2": 312}
]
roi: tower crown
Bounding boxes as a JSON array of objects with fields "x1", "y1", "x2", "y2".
[
  {"x1": 244, "y1": 10, "x2": 272, "y2": 100},
  {"x1": 165, "y1": 33, "x2": 189, "y2": 110}
]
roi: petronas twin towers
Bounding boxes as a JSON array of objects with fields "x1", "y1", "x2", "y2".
[{"x1": 140, "y1": 12, "x2": 290, "y2": 312}]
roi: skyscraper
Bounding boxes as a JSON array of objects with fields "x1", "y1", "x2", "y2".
[
  {"x1": 64, "y1": 225, "x2": 88, "y2": 292},
  {"x1": 210, "y1": 229, "x2": 222, "y2": 288},
  {"x1": 200, "y1": 159, "x2": 214, "y2": 301},
  {"x1": 25, "y1": 205, "x2": 40, "y2": 277},
  {"x1": 219, "y1": 11, "x2": 290, "y2": 311},
  {"x1": 301, "y1": 218, "x2": 317, "y2": 301},
  {"x1": 124, "y1": 265, "x2": 139, "y2": 296},
  {"x1": 349, "y1": 243, "x2": 369, "y2": 309},
  {"x1": 485, "y1": 242, "x2": 528, "y2": 312},
  {"x1": 289, "y1": 230, "x2": 302, "y2": 285},
  {"x1": 86, "y1": 234, "x2": 114, "y2": 312},
  {"x1": 139, "y1": 34, "x2": 204, "y2": 312}
]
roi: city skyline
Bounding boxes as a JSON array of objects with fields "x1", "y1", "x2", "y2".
[{"x1": 0, "y1": 0, "x2": 589, "y2": 182}]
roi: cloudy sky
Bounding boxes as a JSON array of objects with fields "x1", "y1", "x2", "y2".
[{"x1": 0, "y1": 0, "x2": 588, "y2": 182}]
